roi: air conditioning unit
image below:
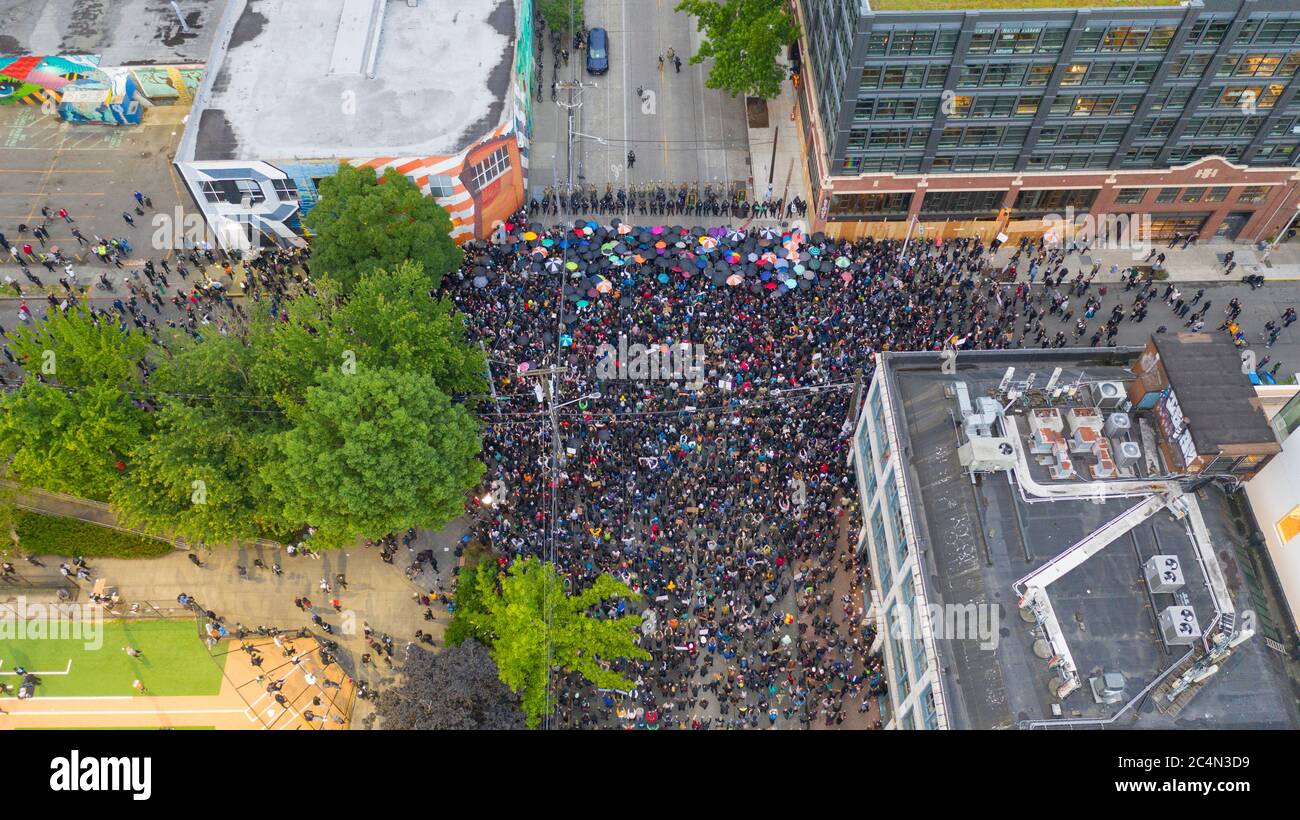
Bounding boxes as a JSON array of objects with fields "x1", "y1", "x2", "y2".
[
  {"x1": 1144, "y1": 555, "x2": 1184, "y2": 594},
  {"x1": 1089, "y1": 672, "x2": 1127, "y2": 705},
  {"x1": 1103, "y1": 412, "x2": 1131, "y2": 438},
  {"x1": 958, "y1": 436, "x2": 1017, "y2": 472},
  {"x1": 1115, "y1": 440, "x2": 1142, "y2": 468},
  {"x1": 1158, "y1": 605, "x2": 1201, "y2": 646},
  {"x1": 1095, "y1": 381, "x2": 1126, "y2": 410}
]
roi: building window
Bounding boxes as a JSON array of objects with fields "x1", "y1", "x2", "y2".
[
  {"x1": 1205, "y1": 187, "x2": 1230, "y2": 202},
  {"x1": 231, "y1": 178, "x2": 265, "y2": 204},
  {"x1": 872, "y1": 506, "x2": 891, "y2": 593},
  {"x1": 1114, "y1": 188, "x2": 1147, "y2": 204},
  {"x1": 828, "y1": 192, "x2": 913, "y2": 219},
  {"x1": 1154, "y1": 187, "x2": 1180, "y2": 204},
  {"x1": 1180, "y1": 187, "x2": 1207, "y2": 203},
  {"x1": 427, "y1": 175, "x2": 457, "y2": 198},
  {"x1": 1061, "y1": 64, "x2": 1088, "y2": 86},
  {"x1": 1279, "y1": 505, "x2": 1300, "y2": 543},
  {"x1": 1100, "y1": 26, "x2": 1152, "y2": 53},
  {"x1": 918, "y1": 189, "x2": 1006, "y2": 216},
  {"x1": 1238, "y1": 185, "x2": 1271, "y2": 204},
  {"x1": 200, "y1": 181, "x2": 223, "y2": 204},
  {"x1": 469, "y1": 146, "x2": 510, "y2": 190},
  {"x1": 887, "y1": 604, "x2": 911, "y2": 700},
  {"x1": 271, "y1": 178, "x2": 299, "y2": 201},
  {"x1": 920, "y1": 686, "x2": 939, "y2": 730},
  {"x1": 1014, "y1": 188, "x2": 1098, "y2": 214}
]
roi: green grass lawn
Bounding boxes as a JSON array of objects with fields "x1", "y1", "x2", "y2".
[
  {"x1": 0, "y1": 619, "x2": 225, "y2": 697},
  {"x1": 15, "y1": 512, "x2": 174, "y2": 559}
]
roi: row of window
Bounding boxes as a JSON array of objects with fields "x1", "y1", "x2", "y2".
[
  {"x1": 827, "y1": 185, "x2": 1278, "y2": 219},
  {"x1": 841, "y1": 155, "x2": 925, "y2": 175},
  {"x1": 1142, "y1": 184, "x2": 1274, "y2": 205},
  {"x1": 969, "y1": 25, "x2": 1068, "y2": 56},
  {"x1": 1201, "y1": 83, "x2": 1286, "y2": 110},
  {"x1": 1059, "y1": 59, "x2": 1159, "y2": 87},
  {"x1": 1238, "y1": 15, "x2": 1300, "y2": 46},
  {"x1": 863, "y1": 21, "x2": 1300, "y2": 64},
  {"x1": 1142, "y1": 114, "x2": 1268, "y2": 141},
  {"x1": 1166, "y1": 144, "x2": 1245, "y2": 164},
  {"x1": 938, "y1": 124, "x2": 1029, "y2": 149},
  {"x1": 1038, "y1": 123, "x2": 1129, "y2": 147},
  {"x1": 199, "y1": 177, "x2": 299, "y2": 205},
  {"x1": 859, "y1": 63, "x2": 948, "y2": 91},
  {"x1": 1076, "y1": 24, "x2": 1177, "y2": 54},
  {"x1": 1169, "y1": 52, "x2": 1300, "y2": 81},
  {"x1": 865, "y1": 27, "x2": 960, "y2": 57},
  {"x1": 930, "y1": 154, "x2": 1021, "y2": 174},
  {"x1": 956, "y1": 61, "x2": 1055, "y2": 88}
]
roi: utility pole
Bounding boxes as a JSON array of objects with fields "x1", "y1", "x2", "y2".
[{"x1": 557, "y1": 81, "x2": 598, "y2": 194}]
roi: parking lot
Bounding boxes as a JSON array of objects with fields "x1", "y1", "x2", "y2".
[{"x1": 0, "y1": 102, "x2": 191, "y2": 269}]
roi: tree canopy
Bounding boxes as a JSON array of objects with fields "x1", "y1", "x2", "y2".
[
  {"x1": 304, "y1": 164, "x2": 463, "y2": 292},
  {"x1": 675, "y1": 0, "x2": 800, "y2": 99},
  {"x1": 368, "y1": 640, "x2": 525, "y2": 730},
  {"x1": 107, "y1": 262, "x2": 486, "y2": 548},
  {"x1": 457, "y1": 557, "x2": 649, "y2": 728},
  {"x1": 0, "y1": 306, "x2": 151, "y2": 499},
  {"x1": 537, "y1": 0, "x2": 583, "y2": 33},
  {"x1": 262, "y1": 367, "x2": 483, "y2": 549}
]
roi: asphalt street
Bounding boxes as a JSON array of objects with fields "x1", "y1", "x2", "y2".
[{"x1": 530, "y1": 0, "x2": 752, "y2": 199}]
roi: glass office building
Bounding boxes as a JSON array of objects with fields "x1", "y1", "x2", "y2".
[{"x1": 794, "y1": 0, "x2": 1300, "y2": 242}]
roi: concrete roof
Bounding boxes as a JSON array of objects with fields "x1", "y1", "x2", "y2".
[
  {"x1": 1153, "y1": 333, "x2": 1282, "y2": 455},
  {"x1": 191, "y1": 0, "x2": 516, "y2": 162},
  {"x1": 881, "y1": 349, "x2": 1300, "y2": 729},
  {"x1": 0, "y1": 0, "x2": 219, "y2": 65}
]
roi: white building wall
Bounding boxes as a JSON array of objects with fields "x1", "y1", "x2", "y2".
[
  {"x1": 852, "y1": 370, "x2": 944, "y2": 729},
  {"x1": 1245, "y1": 426, "x2": 1300, "y2": 635}
]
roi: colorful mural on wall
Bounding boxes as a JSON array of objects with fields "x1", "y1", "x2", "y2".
[
  {"x1": 131, "y1": 65, "x2": 205, "y2": 103},
  {"x1": 59, "y1": 69, "x2": 143, "y2": 125},
  {"x1": 0, "y1": 54, "x2": 102, "y2": 107}
]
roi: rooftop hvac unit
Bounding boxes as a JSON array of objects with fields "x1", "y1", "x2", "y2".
[
  {"x1": 958, "y1": 436, "x2": 1017, "y2": 473},
  {"x1": 1144, "y1": 555, "x2": 1184, "y2": 594},
  {"x1": 1114, "y1": 440, "x2": 1142, "y2": 468},
  {"x1": 1095, "y1": 381, "x2": 1126, "y2": 410},
  {"x1": 1089, "y1": 672, "x2": 1127, "y2": 705},
  {"x1": 1103, "y1": 412, "x2": 1131, "y2": 438},
  {"x1": 1158, "y1": 605, "x2": 1202, "y2": 646}
]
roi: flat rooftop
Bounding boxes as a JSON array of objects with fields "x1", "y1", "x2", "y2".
[
  {"x1": 867, "y1": 0, "x2": 1183, "y2": 11},
  {"x1": 0, "y1": 0, "x2": 218, "y2": 65},
  {"x1": 1153, "y1": 333, "x2": 1281, "y2": 454},
  {"x1": 192, "y1": 0, "x2": 516, "y2": 162},
  {"x1": 882, "y1": 350, "x2": 1300, "y2": 729}
]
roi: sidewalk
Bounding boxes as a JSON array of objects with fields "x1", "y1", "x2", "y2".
[
  {"x1": 746, "y1": 65, "x2": 811, "y2": 228},
  {"x1": 985, "y1": 238, "x2": 1300, "y2": 284}
]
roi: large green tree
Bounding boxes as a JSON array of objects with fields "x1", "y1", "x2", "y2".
[
  {"x1": 251, "y1": 262, "x2": 487, "y2": 400},
  {"x1": 111, "y1": 326, "x2": 284, "y2": 545},
  {"x1": 675, "y1": 0, "x2": 799, "y2": 99},
  {"x1": 111, "y1": 265, "x2": 486, "y2": 548},
  {"x1": 304, "y1": 164, "x2": 462, "y2": 292},
  {"x1": 458, "y1": 557, "x2": 650, "y2": 728},
  {"x1": 0, "y1": 382, "x2": 146, "y2": 500},
  {"x1": 261, "y1": 368, "x2": 484, "y2": 549},
  {"x1": 0, "y1": 306, "x2": 151, "y2": 499}
]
